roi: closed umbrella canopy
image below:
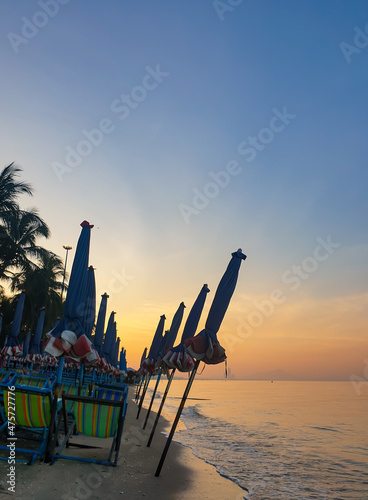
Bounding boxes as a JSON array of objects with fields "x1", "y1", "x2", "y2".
[
  {"x1": 139, "y1": 347, "x2": 147, "y2": 367},
  {"x1": 94, "y1": 293, "x2": 109, "y2": 356},
  {"x1": 2, "y1": 290, "x2": 25, "y2": 356},
  {"x1": 112, "y1": 336, "x2": 120, "y2": 367},
  {"x1": 29, "y1": 307, "x2": 45, "y2": 355},
  {"x1": 159, "y1": 302, "x2": 185, "y2": 356},
  {"x1": 82, "y1": 266, "x2": 96, "y2": 339},
  {"x1": 63, "y1": 221, "x2": 93, "y2": 337},
  {"x1": 44, "y1": 221, "x2": 94, "y2": 361},
  {"x1": 163, "y1": 284, "x2": 210, "y2": 371},
  {"x1": 22, "y1": 330, "x2": 31, "y2": 357},
  {"x1": 141, "y1": 315, "x2": 166, "y2": 373},
  {"x1": 181, "y1": 285, "x2": 210, "y2": 342},
  {"x1": 185, "y1": 249, "x2": 246, "y2": 364},
  {"x1": 119, "y1": 347, "x2": 127, "y2": 373},
  {"x1": 107, "y1": 324, "x2": 117, "y2": 365},
  {"x1": 102, "y1": 311, "x2": 116, "y2": 364},
  {"x1": 147, "y1": 315, "x2": 166, "y2": 362}
]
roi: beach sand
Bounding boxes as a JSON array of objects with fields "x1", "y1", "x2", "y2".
[{"x1": 0, "y1": 388, "x2": 245, "y2": 499}]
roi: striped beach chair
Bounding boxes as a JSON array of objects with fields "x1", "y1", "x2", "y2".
[
  {"x1": 53, "y1": 391, "x2": 127, "y2": 466},
  {"x1": 94, "y1": 385, "x2": 128, "y2": 402},
  {"x1": 0, "y1": 384, "x2": 59, "y2": 464}
]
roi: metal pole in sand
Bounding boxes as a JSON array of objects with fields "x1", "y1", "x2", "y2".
[
  {"x1": 155, "y1": 360, "x2": 199, "y2": 477},
  {"x1": 137, "y1": 374, "x2": 151, "y2": 419},
  {"x1": 135, "y1": 376, "x2": 144, "y2": 402},
  {"x1": 143, "y1": 370, "x2": 162, "y2": 429},
  {"x1": 45, "y1": 355, "x2": 64, "y2": 462},
  {"x1": 147, "y1": 368, "x2": 175, "y2": 447}
]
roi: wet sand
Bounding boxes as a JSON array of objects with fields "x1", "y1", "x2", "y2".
[{"x1": 0, "y1": 388, "x2": 245, "y2": 500}]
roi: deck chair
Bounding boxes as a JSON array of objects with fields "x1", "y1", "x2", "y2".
[
  {"x1": 53, "y1": 391, "x2": 127, "y2": 466},
  {"x1": 0, "y1": 383, "x2": 59, "y2": 464},
  {"x1": 93, "y1": 385, "x2": 128, "y2": 402}
]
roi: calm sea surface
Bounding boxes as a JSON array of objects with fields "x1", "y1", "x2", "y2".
[{"x1": 146, "y1": 380, "x2": 368, "y2": 499}]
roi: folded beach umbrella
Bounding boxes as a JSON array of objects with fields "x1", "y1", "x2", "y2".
[
  {"x1": 93, "y1": 293, "x2": 109, "y2": 357},
  {"x1": 163, "y1": 285, "x2": 210, "y2": 371},
  {"x1": 1, "y1": 290, "x2": 25, "y2": 357},
  {"x1": 137, "y1": 316, "x2": 166, "y2": 419},
  {"x1": 155, "y1": 250, "x2": 247, "y2": 477},
  {"x1": 119, "y1": 347, "x2": 127, "y2": 374},
  {"x1": 110, "y1": 332, "x2": 119, "y2": 367},
  {"x1": 43, "y1": 222, "x2": 94, "y2": 464},
  {"x1": 140, "y1": 347, "x2": 147, "y2": 367},
  {"x1": 21, "y1": 330, "x2": 31, "y2": 358},
  {"x1": 141, "y1": 314, "x2": 166, "y2": 374},
  {"x1": 184, "y1": 249, "x2": 246, "y2": 364},
  {"x1": 158, "y1": 302, "x2": 185, "y2": 358},
  {"x1": 82, "y1": 266, "x2": 96, "y2": 339},
  {"x1": 28, "y1": 307, "x2": 45, "y2": 362},
  {"x1": 44, "y1": 221, "x2": 94, "y2": 361},
  {"x1": 63, "y1": 221, "x2": 92, "y2": 337},
  {"x1": 102, "y1": 311, "x2": 116, "y2": 366},
  {"x1": 147, "y1": 288, "x2": 209, "y2": 444}
]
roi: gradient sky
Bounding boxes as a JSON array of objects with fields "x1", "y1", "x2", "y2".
[{"x1": 0, "y1": 1, "x2": 367, "y2": 380}]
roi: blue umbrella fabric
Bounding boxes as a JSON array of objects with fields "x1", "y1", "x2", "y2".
[
  {"x1": 28, "y1": 307, "x2": 45, "y2": 363},
  {"x1": 62, "y1": 221, "x2": 92, "y2": 337},
  {"x1": 1, "y1": 290, "x2": 25, "y2": 357},
  {"x1": 119, "y1": 347, "x2": 127, "y2": 374},
  {"x1": 102, "y1": 311, "x2": 116, "y2": 366},
  {"x1": 113, "y1": 337, "x2": 120, "y2": 367},
  {"x1": 44, "y1": 221, "x2": 95, "y2": 362},
  {"x1": 163, "y1": 284, "x2": 210, "y2": 371},
  {"x1": 21, "y1": 330, "x2": 31, "y2": 358},
  {"x1": 159, "y1": 302, "x2": 186, "y2": 358},
  {"x1": 82, "y1": 266, "x2": 96, "y2": 339},
  {"x1": 93, "y1": 293, "x2": 109, "y2": 357},
  {"x1": 184, "y1": 249, "x2": 246, "y2": 364},
  {"x1": 108, "y1": 324, "x2": 117, "y2": 366},
  {"x1": 140, "y1": 347, "x2": 147, "y2": 365},
  {"x1": 142, "y1": 314, "x2": 166, "y2": 374}
]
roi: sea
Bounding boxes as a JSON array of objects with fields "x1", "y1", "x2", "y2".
[{"x1": 145, "y1": 379, "x2": 368, "y2": 500}]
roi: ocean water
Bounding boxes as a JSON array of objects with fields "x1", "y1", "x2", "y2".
[{"x1": 147, "y1": 379, "x2": 368, "y2": 500}]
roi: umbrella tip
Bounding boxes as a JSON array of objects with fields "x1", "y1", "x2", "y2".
[{"x1": 80, "y1": 220, "x2": 94, "y2": 228}]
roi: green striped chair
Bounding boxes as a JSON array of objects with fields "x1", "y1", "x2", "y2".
[
  {"x1": 0, "y1": 385, "x2": 59, "y2": 464},
  {"x1": 53, "y1": 392, "x2": 127, "y2": 466}
]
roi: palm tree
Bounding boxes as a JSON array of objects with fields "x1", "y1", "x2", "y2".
[
  {"x1": 0, "y1": 163, "x2": 33, "y2": 219},
  {"x1": 0, "y1": 208, "x2": 50, "y2": 282},
  {"x1": 10, "y1": 251, "x2": 65, "y2": 332}
]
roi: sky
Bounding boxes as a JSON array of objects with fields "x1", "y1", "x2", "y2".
[{"x1": 0, "y1": 0, "x2": 367, "y2": 380}]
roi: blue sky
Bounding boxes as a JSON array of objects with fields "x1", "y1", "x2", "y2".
[{"x1": 0, "y1": 1, "x2": 367, "y2": 378}]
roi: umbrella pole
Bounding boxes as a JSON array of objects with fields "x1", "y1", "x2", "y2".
[
  {"x1": 147, "y1": 368, "x2": 175, "y2": 447},
  {"x1": 137, "y1": 375, "x2": 150, "y2": 419},
  {"x1": 155, "y1": 360, "x2": 199, "y2": 477},
  {"x1": 45, "y1": 356, "x2": 64, "y2": 462},
  {"x1": 135, "y1": 376, "x2": 144, "y2": 402},
  {"x1": 143, "y1": 370, "x2": 162, "y2": 430}
]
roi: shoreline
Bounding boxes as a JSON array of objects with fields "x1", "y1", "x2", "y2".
[{"x1": 0, "y1": 387, "x2": 245, "y2": 499}]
